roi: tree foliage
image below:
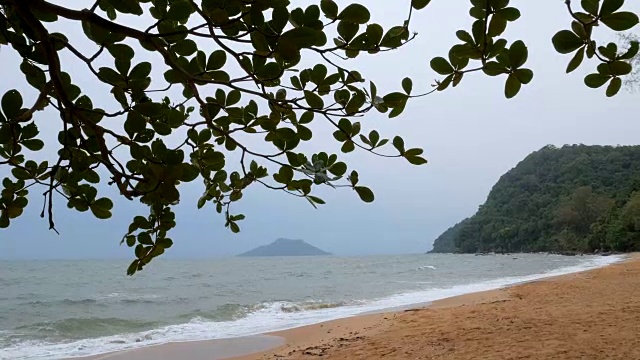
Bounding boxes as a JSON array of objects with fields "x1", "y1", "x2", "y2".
[
  {"x1": 618, "y1": 32, "x2": 640, "y2": 90},
  {"x1": 430, "y1": 145, "x2": 640, "y2": 254},
  {"x1": 0, "y1": 0, "x2": 637, "y2": 274}
]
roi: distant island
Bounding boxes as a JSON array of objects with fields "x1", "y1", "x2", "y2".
[
  {"x1": 237, "y1": 238, "x2": 332, "y2": 257},
  {"x1": 430, "y1": 144, "x2": 640, "y2": 254}
]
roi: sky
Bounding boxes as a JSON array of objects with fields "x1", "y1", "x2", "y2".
[{"x1": 1, "y1": 0, "x2": 640, "y2": 260}]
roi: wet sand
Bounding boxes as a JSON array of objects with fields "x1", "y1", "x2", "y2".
[
  {"x1": 234, "y1": 254, "x2": 640, "y2": 360},
  {"x1": 72, "y1": 254, "x2": 639, "y2": 360}
]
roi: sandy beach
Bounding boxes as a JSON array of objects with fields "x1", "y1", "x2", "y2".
[
  {"x1": 235, "y1": 253, "x2": 640, "y2": 360},
  {"x1": 73, "y1": 254, "x2": 640, "y2": 360}
]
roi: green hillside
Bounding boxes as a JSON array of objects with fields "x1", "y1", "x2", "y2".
[{"x1": 430, "y1": 145, "x2": 640, "y2": 254}]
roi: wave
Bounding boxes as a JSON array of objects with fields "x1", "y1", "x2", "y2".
[
  {"x1": 0, "y1": 255, "x2": 624, "y2": 360},
  {"x1": 21, "y1": 294, "x2": 172, "y2": 307},
  {"x1": 14, "y1": 318, "x2": 160, "y2": 341}
]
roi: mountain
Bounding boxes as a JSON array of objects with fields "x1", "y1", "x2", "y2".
[
  {"x1": 237, "y1": 238, "x2": 332, "y2": 257},
  {"x1": 430, "y1": 144, "x2": 640, "y2": 254}
]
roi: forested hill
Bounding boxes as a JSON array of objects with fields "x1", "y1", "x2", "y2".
[{"x1": 430, "y1": 145, "x2": 640, "y2": 254}]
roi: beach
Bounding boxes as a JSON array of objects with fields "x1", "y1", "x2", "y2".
[
  {"x1": 67, "y1": 254, "x2": 640, "y2": 360},
  {"x1": 234, "y1": 253, "x2": 640, "y2": 360}
]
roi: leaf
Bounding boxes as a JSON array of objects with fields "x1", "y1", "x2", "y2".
[
  {"x1": 157, "y1": 237, "x2": 173, "y2": 249},
  {"x1": 130, "y1": 62, "x2": 152, "y2": 79},
  {"x1": 280, "y1": 27, "x2": 321, "y2": 49},
  {"x1": 412, "y1": 0, "x2": 431, "y2": 10},
  {"x1": 509, "y1": 40, "x2": 528, "y2": 68},
  {"x1": 173, "y1": 39, "x2": 197, "y2": 56},
  {"x1": 406, "y1": 155, "x2": 428, "y2": 165},
  {"x1": 166, "y1": 1, "x2": 193, "y2": 21},
  {"x1": 320, "y1": 0, "x2": 339, "y2": 19},
  {"x1": 366, "y1": 23, "x2": 384, "y2": 45},
  {"x1": 430, "y1": 57, "x2": 454, "y2": 75},
  {"x1": 304, "y1": 90, "x2": 324, "y2": 109},
  {"x1": 22, "y1": 139, "x2": 44, "y2": 151},
  {"x1": 581, "y1": 0, "x2": 600, "y2": 15},
  {"x1": 514, "y1": 69, "x2": 533, "y2": 84},
  {"x1": 90, "y1": 205, "x2": 112, "y2": 219},
  {"x1": 606, "y1": 77, "x2": 622, "y2": 97},
  {"x1": 566, "y1": 48, "x2": 585, "y2": 73},
  {"x1": 552, "y1": 30, "x2": 585, "y2": 54},
  {"x1": 609, "y1": 61, "x2": 632, "y2": 76},
  {"x1": 600, "y1": 12, "x2": 639, "y2": 31},
  {"x1": 2, "y1": 89, "x2": 23, "y2": 120},
  {"x1": 392, "y1": 136, "x2": 405, "y2": 154},
  {"x1": 94, "y1": 197, "x2": 114, "y2": 210},
  {"x1": 207, "y1": 50, "x2": 227, "y2": 70},
  {"x1": 338, "y1": 4, "x2": 370, "y2": 24},
  {"x1": 354, "y1": 186, "x2": 374, "y2": 203},
  {"x1": 619, "y1": 41, "x2": 639, "y2": 60},
  {"x1": 498, "y1": 7, "x2": 521, "y2": 21},
  {"x1": 600, "y1": 0, "x2": 623, "y2": 16},
  {"x1": 110, "y1": 0, "x2": 143, "y2": 15},
  {"x1": 401, "y1": 77, "x2": 413, "y2": 95},
  {"x1": 488, "y1": 14, "x2": 507, "y2": 37},
  {"x1": 584, "y1": 73, "x2": 610, "y2": 88},
  {"x1": 504, "y1": 74, "x2": 521, "y2": 99}
]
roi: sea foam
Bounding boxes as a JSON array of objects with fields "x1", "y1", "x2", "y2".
[{"x1": 0, "y1": 255, "x2": 624, "y2": 360}]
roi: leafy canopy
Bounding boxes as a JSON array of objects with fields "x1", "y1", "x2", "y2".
[{"x1": 0, "y1": 0, "x2": 637, "y2": 274}]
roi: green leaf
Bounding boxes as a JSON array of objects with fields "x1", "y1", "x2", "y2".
[
  {"x1": 392, "y1": 136, "x2": 405, "y2": 154},
  {"x1": 609, "y1": 61, "x2": 632, "y2": 76},
  {"x1": 90, "y1": 205, "x2": 112, "y2": 219},
  {"x1": 406, "y1": 155, "x2": 428, "y2": 165},
  {"x1": 606, "y1": 77, "x2": 622, "y2": 97},
  {"x1": 130, "y1": 62, "x2": 152, "y2": 79},
  {"x1": 110, "y1": 0, "x2": 143, "y2": 15},
  {"x1": 504, "y1": 74, "x2": 521, "y2": 99},
  {"x1": 514, "y1": 69, "x2": 533, "y2": 84},
  {"x1": 401, "y1": 77, "x2": 413, "y2": 95},
  {"x1": 412, "y1": 0, "x2": 431, "y2": 10},
  {"x1": 167, "y1": 1, "x2": 193, "y2": 21},
  {"x1": 366, "y1": 23, "x2": 384, "y2": 45},
  {"x1": 157, "y1": 237, "x2": 173, "y2": 249},
  {"x1": 173, "y1": 39, "x2": 197, "y2": 56},
  {"x1": 94, "y1": 197, "x2": 114, "y2": 210},
  {"x1": 320, "y1": 0, "x2": 339, "y2": 19},
  {"x1": 619, "y1": 41, "x2": 639, "y2": 60},
  {"x1": 566, "y1": 48, "x2": 585, "y2": 73},
  {"x1": 2, "y1": 90, "x2": 23, "y2": 120},
  {"x1": 354, "y1": 186, "x2": 374, "y2": 203},
  {"x1": 488, "y1": 14, "x2": 507, "y2": 37},
  {"x1": 22, "y1": 139, "x2": 44, "y2": 151},
  {"x1": 552, "y1": 30, "x2": 585, "y2": 54},
  {"x1": 304, "y1": 90, "x2": 324, "y2": 109},
  {"x1": 207, "y1": 50, "x2": 227, "y2": 70},
  {"x1": 98, "y1": 67, "x2": 125, "y2": 85},
  {"x1": 498, "y1": 7, "x2": 521, "y2": 21},
  {"x1": 600, "y1": 12, "x2": 639, "y2": 31},
  {"x1": 584, "y1": 73, "x2": 610, "y2": 88},
  {"x1": 508, "y1": 40, "x2": 528, "y2": 68},
  {"x1": 338, "y1": 4, "x2": 370, "y2": 24},
  {"x1": 600, "y1": 0, "x2": 623, "y2": 16},
  {"x1": 582, "y1": 0, "x2": 600, "y2": 15},
  {"x1": 430, "y1": 57, "x2": 454, "y2": 75}
]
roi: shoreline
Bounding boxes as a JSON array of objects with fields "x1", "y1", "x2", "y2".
[
  {"x1": 235, "y1": 253, "x2": 640, "y2": 360},
  {"x1": 66, "y1": 253, "x2": 630, "y2": 360}
]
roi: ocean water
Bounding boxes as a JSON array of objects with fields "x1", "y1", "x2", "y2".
[{"x1": 0, "y1": 253, "x2": 624, "y2": 360}]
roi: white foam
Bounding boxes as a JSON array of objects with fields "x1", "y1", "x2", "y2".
[{"x1": 0, "y1": 255, "x2": 624, "y2": 360}]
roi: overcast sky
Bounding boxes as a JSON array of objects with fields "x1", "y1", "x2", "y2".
[{"x1": 1, "y1": 1, "x2": 639, "y2": 259}]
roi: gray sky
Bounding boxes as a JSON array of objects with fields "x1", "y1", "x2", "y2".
[{"x1": 1, "y1": 1, "x2": 639, "y2": 259}]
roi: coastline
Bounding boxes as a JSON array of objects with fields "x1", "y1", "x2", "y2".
[
  {"x1": 235, "y1": 253, "x2": 640, "y2": 360},
  {"x1": 66, "y1": 254, "x2": 635, "y2": 360}
]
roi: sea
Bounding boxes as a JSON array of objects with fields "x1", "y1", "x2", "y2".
[{"x1": 0, "y1": 253, "x2": 624, "y2": 360}]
